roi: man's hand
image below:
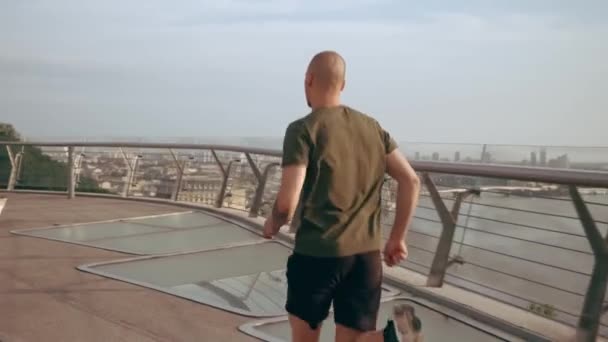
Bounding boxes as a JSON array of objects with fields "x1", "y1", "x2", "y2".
[
  {"x1": 383, "y1": 237, "x2": 408, "y2": 267},
  {"x1": 263, "y1": 216, "x2": 281, "y2": 239}
]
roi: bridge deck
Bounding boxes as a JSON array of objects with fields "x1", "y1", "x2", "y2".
[
  {"x1": 0, "y1": 192, "x2": 592, "y2": 342},
  {"x1": 0, "y1": 193, "x2": 256, "y2": 342}
]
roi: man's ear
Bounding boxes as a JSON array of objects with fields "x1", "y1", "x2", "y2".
[{"x1": 305, "y1": 73, "x2": 313, "y2": 87}]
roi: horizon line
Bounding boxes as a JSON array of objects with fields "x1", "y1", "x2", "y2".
[{"x1": 22, "y1": 135, "x2": 608, "y2": 149}]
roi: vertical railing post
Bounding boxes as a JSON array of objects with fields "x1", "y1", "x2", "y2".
[
  {"x1": 174, "y1": 161, "x2": 184, "y2": 201},
  {"x1": 211, "y1": 150, "x2": 227, "y2": 207},
  {"x1": 120, "y1": 148, "x2": 134, "y2": 198},
  {"x1": 74, "y1": 153, "x2": 85, "y2": 185},
  {"x1": 211, "y1": 150, "x2": 241, "y2": 208},
  {"x1": 245, "y1": 153, "x2": 262, "y2": 182},
  {"x1": 14, "y1": 153, "x2": 22, "y2": 188},
  {"x1": 119, "y1": 148, "x2": 142, "y2": 198},
  {"x1": 174, "y1": 159, "x2": 190, "y2": 201},
  {"x1": 128, "y1": 156, "x2": 141, "y2": 197},
  {"x1": 249, "y1": 162, "x2": 279, "y2": 217},
  {"x1": 480, "y1": 144, "x2": 488, "y2": 163},
  {"x1": 67, "y1": 146, "x2": 75, "y2": 199},
  {"x1": 15, "y1": 146, "x2": 24, "y2": 184},
  {"x1": 168, "y1": 149, "x2": 188, "y2": 201},
  {"x1": 5, "y1": 146, "x2": 18, "y2": 191},
  {"x1": 216, "y1": 160, "x2": 237, "y2": 208},
  {"x1": 423, "y1": 173, "x2": 477, "y2": 287},
  {"x1": 244, "y1": 152, "x2": 261, "y2": 214},
  {"x1": 569, "y1": 185, "x2": 608, "y2": 342}
]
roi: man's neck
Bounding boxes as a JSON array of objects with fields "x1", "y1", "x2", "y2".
[{"x1": 311, "y1": 98, "x2": 342, "y2": 111}]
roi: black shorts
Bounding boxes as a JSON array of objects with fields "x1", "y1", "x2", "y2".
[{"x1": 285, "y1": 250, "x2": 382, "y2": 332}]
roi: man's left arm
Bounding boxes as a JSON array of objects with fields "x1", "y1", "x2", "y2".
[
  {"x1": 263, "y1": 121, "x2": 310, "y2": 238},
  {"x1": 263, "y1": 165, "x2": 306, "y2": 238}
]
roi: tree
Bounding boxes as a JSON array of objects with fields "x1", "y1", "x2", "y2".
[
  {"x1": 0, "y1": 124, "x2": 21, "y2": 141},
  {"x1": 0, "y1": 123, "x2": 106, "y2": 193}
]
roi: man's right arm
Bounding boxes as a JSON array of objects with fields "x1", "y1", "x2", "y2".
[{"x1": 386, "y1": 149, "x2": 420, "y2": 242}]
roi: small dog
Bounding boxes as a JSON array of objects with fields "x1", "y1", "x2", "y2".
[
  {"x1": 356, "y1": 303, "x2": 423, "y2": 342},
  {"x1": 392, "y1": 303, "x2": 423, "y2": 342}
]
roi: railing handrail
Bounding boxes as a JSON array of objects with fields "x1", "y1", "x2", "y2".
[
  {"x1": 1, "y1": 141, "x2": 283, "y2": 157},
  {"x1": 4, "y1": 139, "x2": 608, "y2": 338},
  {"x1": 411, "y1": 161, "x2": 608, "y2": 188},
  {"x1": 2, "y1": 140, "x2": 608, "y2": 188}
]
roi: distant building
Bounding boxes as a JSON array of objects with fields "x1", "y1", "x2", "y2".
[
  {"x1": 432, "y1": 152, "x2": 439, "y2": 161},
  {"x1": 540, "y1": 148, "x2": 547, "y2": 166},
  {"x1": 154, "y1": 177, "x2": 176, "y2": 199},
  {"x1": 548, "y1": 154, "x2": 570, "y2": 169},
  {"x1": 414, "y1": 152, "x2": 420, "y2": 160},
  {"x1": 454, "y1": 151, "x2": 460, "y2": 162},
  {"x1": 175, "y1": 176, "x2": 223, "y2": 204},
  {"x1": 530, "y1": 152, "x2": 537, "y2": 166},
  {"x1": 224, "y1": 188, "x2": 249, "y2": 210},
  {"x1": 482, "y1": 152, "x2": 492, "y2": 163}
]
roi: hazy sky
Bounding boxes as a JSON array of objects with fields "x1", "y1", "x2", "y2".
[{"x1": 1, "y1": 1, "x2": 607, "y2": 145}]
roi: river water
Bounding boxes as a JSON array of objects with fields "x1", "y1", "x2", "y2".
[{"x1": 382, "y1": 192, "x2": 608, "y2": 333}]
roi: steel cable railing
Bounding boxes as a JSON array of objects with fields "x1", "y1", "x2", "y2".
[{"x1": 2, "y1": 141, "x2": 608, "y2": 339}]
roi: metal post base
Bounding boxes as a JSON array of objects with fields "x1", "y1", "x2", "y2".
[
  {"x1": 424, "y1": 173, "x2": 479, "y2": 287},
  {"x1": 570, "y1": 185, "x2": 608, "y2": 342}
]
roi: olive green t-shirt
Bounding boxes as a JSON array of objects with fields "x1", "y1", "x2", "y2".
[{"x1": 282, "y1": 105, "x2": 398, "y2": 257}]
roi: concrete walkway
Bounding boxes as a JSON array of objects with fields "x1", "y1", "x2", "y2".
[
  {"x1": 0, "y1": 193, "x2": 257, "y2": 342},
  {"x1": 1, "y1": 192, "x2": 601, "y2": 342}
]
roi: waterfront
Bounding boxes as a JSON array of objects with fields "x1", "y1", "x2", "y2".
[
  {"x1": 8, "y1": 142, "x2": 608, "y2": 335},
  {"x1": 386, "y1": 192, "x2": 608, "y2": 333}
]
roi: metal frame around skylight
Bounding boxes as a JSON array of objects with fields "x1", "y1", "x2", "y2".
[
  {"x1": 238, "y1": 296, "x2": 516, "y2": 342},
  {"x1": 77, "y1": 240, "x2": 401, "y2": 318},
  {"x1": 10, "y1": 210, "x2": 263, "y2": 255}
]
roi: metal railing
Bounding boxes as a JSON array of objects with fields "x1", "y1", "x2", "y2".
[{"x1": 2, "y1": 140, "x2": 608, "y2": 341}]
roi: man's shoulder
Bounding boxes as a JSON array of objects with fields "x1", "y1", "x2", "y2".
[
  {"x1": 286, "y1": 109, "x2": 326, "y2": 133},
  {"x1": 346, "y1": 106, "x2": 379, "y2": 124},
  {"x1": 339, "y1": 106, "x2": 384, "y2": 134},
  {"x1": 284, "y1": 115, "x2": 313, "y2": 141},
  {"x1": 286, "y1": 115, "x2": 311, "y2": 132}
]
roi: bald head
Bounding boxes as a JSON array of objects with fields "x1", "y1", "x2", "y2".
[{"x1": 306, "y1": 51, "x2": 346, "y2": 92}]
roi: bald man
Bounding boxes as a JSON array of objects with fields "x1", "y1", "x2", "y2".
[{"x1": 263, "y1": 51, "x2": 420, "y2": 342}]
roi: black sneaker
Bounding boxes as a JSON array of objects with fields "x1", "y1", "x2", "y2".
[{"x1": 382, "y1": 319, "x2": 401, "y2": 342}]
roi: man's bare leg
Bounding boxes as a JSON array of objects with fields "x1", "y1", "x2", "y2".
[
  {"x1": 289, "y1": 314, "x2": 322, "y2": 342},
  {"x1": 354, "y1": 330, "x2": 384, "y2": 342},
  {"x1": 354, "y1": 325, "x2": 423, "y2": 342},
  {"x1": 336, "y1": 323, "x2": 367, "y2": 342},
  {"x1": 354, "y1": 303, "x2": 423, "y2": 342}
]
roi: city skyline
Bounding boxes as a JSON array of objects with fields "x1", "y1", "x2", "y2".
[
  {"x1": 35, "y1": 141, "x2": 607, "y2": 167},
  {"x1": 1, "y1": 1, "x2": 607, "y2": 145}
]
